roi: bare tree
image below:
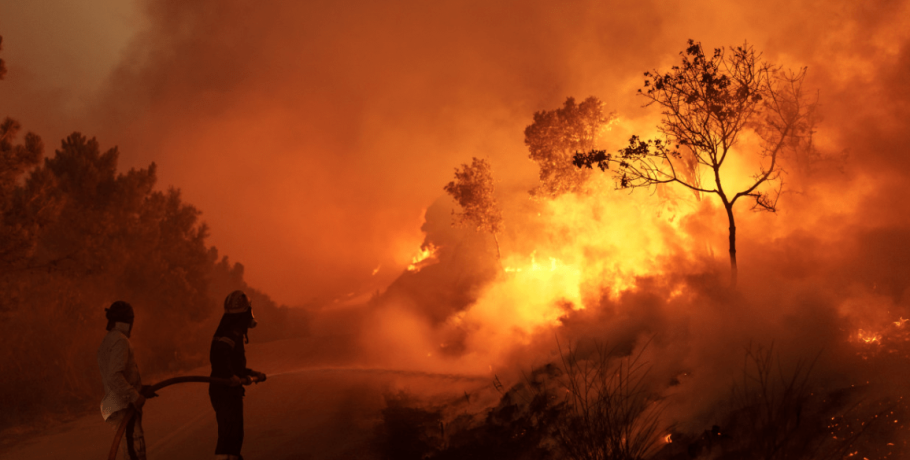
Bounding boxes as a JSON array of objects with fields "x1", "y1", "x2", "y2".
[
  {"x1": 575, "y1": 40, "x2": 816, "y2": 285},
  {"x1": 443, "y1": 157, "x2": 504, "y2": 261},
  {"x1": 526, "y1": 96, "x2": 614, "y2": 198}
]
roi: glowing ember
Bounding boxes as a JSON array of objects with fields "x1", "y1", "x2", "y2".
[
  {"x1": 857, "y1": 329, "x2": 881, "y2": 344},
  {"x1": 668, "y1": 286, "x2": 685, "y2": 300},
  {"x1": 850, "y1": 317, "x2": 910, "y2": 347},
  {"x1": 850, "y1": 316, "x2": 910, "y2": 361}
]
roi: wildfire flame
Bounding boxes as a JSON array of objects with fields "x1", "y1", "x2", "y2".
[
  {"x1": 407, "y1": 244, "x2": 439, "y2": 272},
  {"x1": 856, "y1": 330, "x2": 881, "y2": 344},
  {"x1": 851, "y1": 317, "x2": 910, "y2": 347},
  {"x1": 849, "y1": 315, "x2": 910, "y2": 361},
  {"x1": 483, "y1": 250, "x2": 586, "y2": 330},
  {"x1": 504, "y1": 250, "x2": 558, "y2": 273},
  {"x1": 447, "y1": 188, "x2": 689, "y2": 357}
]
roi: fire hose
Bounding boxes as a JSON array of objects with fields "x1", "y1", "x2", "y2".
[{"x1": 107, "y1": 374, "x2": 265, "y2": 460}]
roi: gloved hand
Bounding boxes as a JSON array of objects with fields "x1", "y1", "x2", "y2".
[{"x1": 140, "y1": 385, "x2": 159, "y2": 398}]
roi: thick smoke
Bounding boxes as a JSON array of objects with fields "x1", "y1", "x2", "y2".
[
  {"x1": 5, "y1": 0, "x2": 910, "y2": 452},
  {"x1": 3, "y1": 0, "x2": 712, "y2": 305},
  {"x1": 3, "y1": 0, "x2": 905, "y2": 307}
]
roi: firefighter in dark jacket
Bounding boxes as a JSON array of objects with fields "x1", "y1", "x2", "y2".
[{"x1": 209, "y1": 290, "x2": 266, "y2": 460}]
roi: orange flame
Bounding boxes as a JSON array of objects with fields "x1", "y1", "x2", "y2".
[
  {"x1": 440, "y1": 182, "x2": 694, "y2": 368},
  {"x1": 407, "y1": 244, "x2": 439, "y2": 272},
  {"x1": 856, "y1": 329, "x2": 881, "y2": 344},
  {"x1": 849, "y1": 315, "x2": 910, "y2": 360}
]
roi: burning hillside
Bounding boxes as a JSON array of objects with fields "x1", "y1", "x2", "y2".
[
  {"x1": 4, "y1": 1, "x2": 910, "y2": 459},
  {"x1": 355, "y1": 40, "x2": 910, "y2": 459}
]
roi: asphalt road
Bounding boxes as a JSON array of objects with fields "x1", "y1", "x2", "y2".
[{"x1": 0, "y1": 336, "x2": 492, "y2": 460}]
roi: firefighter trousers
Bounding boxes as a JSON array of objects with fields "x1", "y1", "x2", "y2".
[
  {"x1": 106, "y1": 408, "x2": 146, "y2": 460},
  {"x1": 210, "y1": 388, "x2": 244, "y2": 457}
]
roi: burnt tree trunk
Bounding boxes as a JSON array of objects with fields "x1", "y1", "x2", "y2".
[
  {"x1": 492, "y1": 232, "x2": 504, "y2": 272},
  {"x1": 725, "y1": 204, "x2": 738, "y2": 287}
]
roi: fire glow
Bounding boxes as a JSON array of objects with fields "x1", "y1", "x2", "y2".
[
  {"x1": 849, "y1": 314, "x2": 910, "y2": 363},
  {"x1": 407, "y1": 244, "x2": 440, "y2": 272},
  {"x1": 8, "y1": 3, "x2": 910, "y2": 455}
]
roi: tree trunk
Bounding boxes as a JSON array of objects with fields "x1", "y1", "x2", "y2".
[
  {"x1": 492, "y1": 232, "x2": 503, "y2": 270},
  {"x1": 725, "y1": 204, "x2": 738, "y2": 287}
]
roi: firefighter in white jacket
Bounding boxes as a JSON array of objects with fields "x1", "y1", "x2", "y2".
[{"x1": 98, "y1": 301, "x2": 149, "y2": 460}]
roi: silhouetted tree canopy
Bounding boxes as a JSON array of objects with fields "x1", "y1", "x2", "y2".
[
  {"x1": 0, "y1": 30, "x2": 299, "y2": 433},
  {"x1": 575, "y1": 40, "x2": 817, "y2": 285},
  {"x1": 0, "y1": 119, "x2": 44, "y2": 264},
  {"x1": 0, "y1": 128, "x2": 303, "y2": 430},
  {"x1": 443, "y1": 157, "x2": 503, "y2": 260},
  {"x1": 525, "y1": 96, "x2": 613, "y2": 198}
]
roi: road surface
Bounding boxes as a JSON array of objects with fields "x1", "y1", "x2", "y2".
[{"x1": 0, "y1": 336, "x2": 492, "y2": 460}]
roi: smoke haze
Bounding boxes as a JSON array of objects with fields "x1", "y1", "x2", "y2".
[
  {"x1": 15, "y1": 0, "x2": 908, "y2": 304},
  {"x1": 6, "y1": 0, "x2": 910, "y2": 456},
  {"x1": 3, "y1": 0, "x2": 910, "y2": 392}
]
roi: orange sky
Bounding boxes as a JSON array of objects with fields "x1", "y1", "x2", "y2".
[{"x1": 2, "y1": 0, "x2": 910, "y2": 306}]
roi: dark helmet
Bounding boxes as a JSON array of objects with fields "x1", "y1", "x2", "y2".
[
  {"x1": 224, "y1": 290, "x2": 257, "y2": 328},
  {"x1": 224, "y1": 290, "x2": 251, "y2": 314},
  {"x1": 105, "y1": 301, "x2": 135, "y2": 323}
]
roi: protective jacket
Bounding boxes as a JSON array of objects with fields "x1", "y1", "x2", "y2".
[
  {"x1": 209, "y1": 329, "x2": 253, "y2": 396},
  {"x1": 97, "y1": 322, "x2": 142, "y2": 420}
]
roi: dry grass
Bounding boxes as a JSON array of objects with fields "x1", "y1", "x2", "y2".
[{"x1": 552, "y1": 339, "x2": 664, "y2": 460}]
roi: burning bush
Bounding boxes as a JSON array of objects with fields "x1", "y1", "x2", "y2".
[{"x1": 373, "y1": 338, "x2": 905, "y2": 460}]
